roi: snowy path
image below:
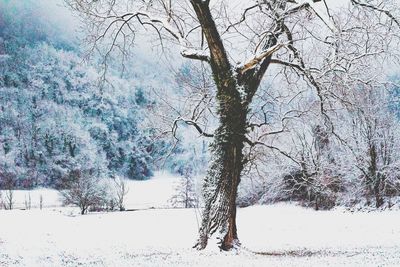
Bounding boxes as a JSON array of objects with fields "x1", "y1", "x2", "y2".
[{"x1": 0, "y1": 204, "x2": 400, "y2": 266}]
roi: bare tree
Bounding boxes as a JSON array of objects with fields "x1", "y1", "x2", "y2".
[
  {"x1": 59, "y1": 169, "x2": 106, "y2": 215},
  {"x1": 112, "y1": 176, "x2": 129, "y2": 211},
  {"x1": 24, "y1": 192, "x2": 32, "y2": 210},
  {"x1": 0, "y1": 170, "x2": 16, "y2": 210},
  {"x1": 3, "y1": 188, "x2": 14, "y2": 210},
  {"x1": 39, "y1": 194, "x2": 43, "y2": 210},
  {"x1": 65, "y1": 0, "x2": 400, "y2": 250},
  {"x1": 170, "y1": 167, "x2": 199, "y2": 209},
  {"x1": 279, "y1": 123, "x2": 342, "y2": 210},
  {"x1": 343, "y1": 85, "x2": 400, "y2": 208}
]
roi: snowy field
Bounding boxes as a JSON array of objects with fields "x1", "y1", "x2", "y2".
[
  {"x1": 0, "y1": 172, "x2": 179, "y2": 210},
  {"x1": 1, "y1": 172, "x2": 400, "y2": 266}
]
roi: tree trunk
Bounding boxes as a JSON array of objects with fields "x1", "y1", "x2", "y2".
[
  {"x1": 195, "y1": 80, "x2": 247, "y2": 250},
  {"x1": 368, "y1": 143, "x2": 384, "y2": 208},
  {"x1": 374, "y1": 178, "x2": 383, "y2": 208},
  {"x1": 81, "y1": 205, "x2": 87, "y2": 215},
  {"x1": 189, "y1": 0, "x2": 273, "y2": 251}
]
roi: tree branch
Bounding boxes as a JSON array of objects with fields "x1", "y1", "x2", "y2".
[
  {"x1": 190, "y1": 0, "x2": 232, "y2": 81},
  {"x1": 351, "y1": 0, "x2": 400, "y2": 27},
  {"x1": 238, "y1": 43, "x2": 286, "y2": 75},
  {"x1": 244, "y1": 137, "x2": 300, "y2": 165},
  {"x1": 173, "y1": 117, "x2": 214, "y2": 138}
]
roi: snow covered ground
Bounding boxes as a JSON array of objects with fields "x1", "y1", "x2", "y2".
[
  {"x1": 0, "y1": 171, "x2": 179, "y2": 210},
  {"x1": 1, "y1": 172, "x2": 400, "y2": 266}
]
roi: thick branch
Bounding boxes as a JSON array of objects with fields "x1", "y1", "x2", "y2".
[
  {"x1": 181, "y1": 49, "x2": 210, "y2": 62},
  {"x1": 190, "y1": 0, "x2": 232, "y2": 80},
  {"x1": 238, "y1": 43, "x2": 285, "y2": 75},
  {"x1": 173, "y1": 117, "x2": 214, "y2": 138},
  {"x1": 351, "y1": 0, "x2": 400, "y2": 27}
]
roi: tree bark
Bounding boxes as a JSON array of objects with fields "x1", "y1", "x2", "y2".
[
  {"x1": 190, "y1": 0, "x2": 274, "y2": 250},
  {"x1": 368, "y1": 143, "x2": 384, "y2": 208},
  {"x1": 195, "y1": 82, "x2": 247, "y2": 250}
]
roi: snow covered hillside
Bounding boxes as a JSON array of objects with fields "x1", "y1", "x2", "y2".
[{"x1": 1, "y1": 174, "x2": 400, "y2": 267}]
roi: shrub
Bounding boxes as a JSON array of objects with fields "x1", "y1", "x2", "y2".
[{"x1": 59, "y1": 169, "x2": 107, "y2": 214}]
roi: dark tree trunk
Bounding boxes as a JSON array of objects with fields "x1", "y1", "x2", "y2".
[
  {"x1": 374, "y1": 177, "x2": 383, "y2": 208},
  {"x1": 368, "y1": 143, "x2": 384, "y2": 208},
  {"x1": 81, "y1": 205, "x2": 87, "y2": 215},
  {"x1": 195, "y1": 82, "x2": 247, "y2": 250},
  {"x1": 374, "y1": 187, "x2": 383, "y2": 208},
  {"x1": 190, "y1": 0, "x2": 275, "y2": 250}
]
